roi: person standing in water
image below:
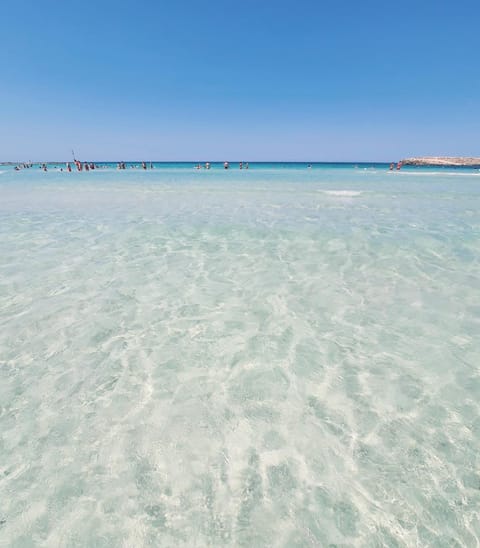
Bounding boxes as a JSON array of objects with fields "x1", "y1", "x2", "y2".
[{"x1": 224, "y1": 161, "x2": 229, "y2": 169}]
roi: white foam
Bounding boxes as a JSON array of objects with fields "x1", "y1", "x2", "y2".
[{"x1": 323, "y1": 190, "x2": 363, "y2": 197}]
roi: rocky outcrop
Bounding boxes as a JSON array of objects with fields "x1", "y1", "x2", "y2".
[{"x1": 401, "y1": 157, "x2": 480, "y2": 167}]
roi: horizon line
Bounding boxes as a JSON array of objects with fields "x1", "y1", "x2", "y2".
[{"x1": 2, "y1": 160, "x2": 402, "y2": 165}]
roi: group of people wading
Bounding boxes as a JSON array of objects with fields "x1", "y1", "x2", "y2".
[
  {"x1": 13, "y1": 161, "x2": 252, "y2": 172},
  {"x1": 70, "y1": 160, "x2": 96, "y2": 172},
  {"x1": 24, "y1": 161, "x2": 99, "y2": 172},
  {"x1": 117, "y1": 161, "x2": 154, "y2": 170},
  {"x1": 23, "y1": 161, "x2": 155, "y2": 172}
]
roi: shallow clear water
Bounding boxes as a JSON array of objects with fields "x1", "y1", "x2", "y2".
[{"x1": 1, "y1": 165, "x2": 479, "y2": 546}]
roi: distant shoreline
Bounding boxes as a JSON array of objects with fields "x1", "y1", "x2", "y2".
[
  {"x1": 2, "y1": 159, "x2": 480, "y2": 168},
  {"x1": 401, "y1": 157, "x2": 480, "y2": 167},
  {"x1": 2, "y1": 160, "x2": 391, "y2": 165}
]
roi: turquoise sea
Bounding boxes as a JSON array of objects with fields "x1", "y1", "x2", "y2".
[{"x1": 1, "y1": 163, "x2": 479, "y2": 546}]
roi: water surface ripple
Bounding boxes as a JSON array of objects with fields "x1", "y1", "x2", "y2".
[{"x1": 1, "y1": 167, "x2": 479, "y2": 546}]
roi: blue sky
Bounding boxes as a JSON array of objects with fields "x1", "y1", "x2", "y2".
[{"x1": 1, "y1": 0, "x2": 479, "y2": 161}]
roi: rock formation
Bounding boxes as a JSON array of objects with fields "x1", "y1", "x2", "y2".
[{"x1": 401, "y1": 157, "x2": 480, "y2": 167}]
